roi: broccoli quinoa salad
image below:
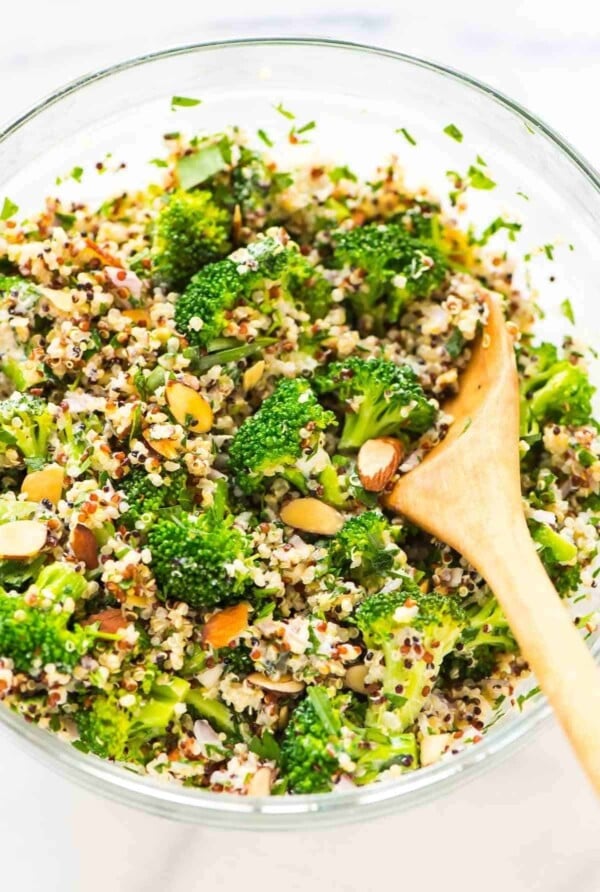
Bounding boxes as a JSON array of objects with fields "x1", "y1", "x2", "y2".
[{"x1": 0, "y1": 123, "x2": 597, "y2": 798}]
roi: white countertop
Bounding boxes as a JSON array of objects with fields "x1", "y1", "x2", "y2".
[{"x1": 1, "y1": 3, "x2": 598, "y2": 889}]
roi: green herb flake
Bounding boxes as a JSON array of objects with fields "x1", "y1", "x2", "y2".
[
  {"x1": 296, "y1": 120, "x2": 316, "y2": 135},
  {"x1": 176, "y1": 144, "x2": 227, "y2": 190},
  {"x1": 274, "y1": 102, "x2": 295, "y2": 120},
  {"x1": 468, "y1": 165, "x2": 496, "y2": 190},
  {"x1": 396, "y1": 127, "x2": 417, "y2": 146},
  {"x1": 0, "y1": 197, "x2": 19, "y2": 221},
  {"x1": 445, "y1": 327, "x2": 466, "y2": 358},
  {"x1": 543, "y1": 243, "x2": 555, "y2": 260},
  {"x1": 70, "y1": 166, "x2": 84, "y2": 183},
  {"x1": 475, "y1": 154, "x2": 487, "y2": 167},
  {"x1": 517, "y1": 685, "x2": 541, "y2": 711},
  {"x1": 516, "y1": 190, "x2": 529, "y2": 200},
  {"x1": 55, "y1": 212, "x2": 76, "y2": 229},
  {"x1": 257, "y1": 129, "x2": 274, "y2": 147},
  {"x1": 149, "y1": 158, "x2": 169, "y2": 168},
  {"x1": 560, "y1": 298, "x2": 575, "y2": 325},
  {"x1": 443, "y1": 123, "x2": 463, "y2": 142},
  {"x1": 171, "y1": 96, "x2": 202, "y2": 109},
  {"x1": 477, "y1": 217, "x2": 522, "y2": 246},
  {"x1": 329, "y1": 165, "x2": 357, "y2": 184}
]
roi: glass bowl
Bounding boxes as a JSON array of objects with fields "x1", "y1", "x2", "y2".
[{"x1": 0, "y1": 38, "x2": 598, "y2": 828}]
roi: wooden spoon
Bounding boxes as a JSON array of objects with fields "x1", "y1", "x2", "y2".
[{"x1": 386, "y1": 291, "x2": 600, "y2": 793}]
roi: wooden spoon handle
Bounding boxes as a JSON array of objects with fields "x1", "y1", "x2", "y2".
[{"x1": 475, "y1": 515, "x2": 600, "y2": 794}]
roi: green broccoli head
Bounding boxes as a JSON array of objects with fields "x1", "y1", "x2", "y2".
[
  {"x1": 147, "y1": 491, "x2": 253, "y2": 608},
  {"x1": 174, "y1": 229, "x2": 332, "y2": 347},
  {"x1": 281, "y1": 685, "x2": 417, "y2": 793},
  {"x1": 529, "y1": 520, "x2": 582, "y2": 597},
  {"x1": 328, "y1": 510, "x2": 404, "y2": 589},
  {"x1": 0, "y1": 562, "x2": 92, "y2": 672},
  {"x1": 151, "y1": 189, "x2": 231, "y2": 292},
  {"x1": 444, "y1": 593, "x2": 517, "y2": 682},
  {"x1": 228, "y1": 377, "x2": 337, "y2": 494},
  {"x1": 313, "y1": 357, "x2": 436, "y2": 450},
  {"x1": 119, "y1": 467, "x2": 193, "y2": 531},
  {"x1": 0, "y1": 393, "x2": 54, "y2": 470},
  {"x1": 332, "y1": 222, "x2": 448, "y2": 327},
  {"x1": 354, "y1": 582, "x2": 465, "y2": 732},
  {"x1": 76, "y1": 676, "x2": 191, "y2": 762},
  {"x1": 519, "y1": 342, "x2": 595, "y2": 437}
]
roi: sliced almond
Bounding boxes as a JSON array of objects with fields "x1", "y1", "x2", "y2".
[
  {"x1": 247, "y1": 672, "x2": 305, "y2": 694},
  {"x1": 21, "y1": 465, "x2": 64, "y2": 506},
  {"x1": 0, "y1": 520, "x2": 47, "y2": 559},
  {"x1": 420, "y1": 733, "x2": 453, "y2": 767},
  {"x1": 242, "y1": 360, "x2": 265, "y2": 392},
  {"x1": 357, "y1": 437, "x2": 404, "y2": 492},
  {"x1": 40, "y1": 286, "x2": 75, "y2": 315},
  {"x1": 166, "y1": 381, "x2": 213, "y2": 433},
  {"x1": 247, "y1": 767, "x2": 273, "y2": 796},
  {"x1": 344, "y1": 664, "x2": 368, "y2": 695},
  {"x1": 202, "y1": 603, "x2": 250, "y2": 649},
  {"x1": 142, "y1": 427, "x2": 181, "y2": 460},
  {"x1": 70, "y1": 523, "x2": 99, "y2": 570},
  {"x1": 279, "y1": 498, "x2": 344, "y2": 536},
  {"x1": 84, "y1": 607, "x2": 128, "y2": 634},
  {"x1": 122, "y1": 308, "x2": 151, "y2": 325}
]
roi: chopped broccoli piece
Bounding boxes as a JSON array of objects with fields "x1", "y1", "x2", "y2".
[
  {"x1": 444, "y1": 594, "x2": 517, "y2": 681},
  {"x1": 228, "y1": 377, "x2": 336, "y2": 494},
  {"x1": 119, "y1": 467, "x2": 193, "y2": 531},
  {"x1": 281, "y1": 686, "x2": 417, "y2": 793},
  {"x1": 218, "y1": 642, "x2": 254, "y2": 677},
  {"x1": 174, "y1": 229, "x2": 332, "y2": 347},
  {"x1": 354, "y1": 581, "x2": 465, "y2": 732},
  {"x1": 529, "y1": 519, "x2": 584, "y2": 597},
  {"x1": 519, "y1": 342, "x2": 595, "y2": 437},
  {"x1": 328, "y1": 510, "x2": 405, "y2": 589},
  {"x1": 148, "y1": 486, "x2": 253, "y2": 608},
  {"x1": 0, "y1": 562, "x2": 93, "y2": 672},
  {"x1": 313, "y1": 357, "x2": 436, "y2": 450},
  {"x1": 0, "y1": 393, "x2": 54, "y2": 470},
  {"x1": 332, "y1": 222, "x2": 448, "y2": 327},
  {"x1": 151, "y1": 189, "x2": 231, "y2": 292}
]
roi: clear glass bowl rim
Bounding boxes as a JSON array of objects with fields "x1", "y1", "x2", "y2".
[{"x1": 0, "y1": 36, "x2": 598, "y2": 828}]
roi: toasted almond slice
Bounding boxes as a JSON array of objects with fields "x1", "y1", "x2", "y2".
[
  {"x1": 142, "y1": 427, "x2": 181, "y2": 459},
  {"x1": 166, "y1": 381, "x2": 213, "y2": 433},
  {"x1": 40, "y1": 286, "x2": 75, "y2": 315},
  {"x1": 0, "y1": 520, "x2": 47, "y2": 559},
  {"x1": 21, "y1": 465, "x2": 64, "y2": 506},
  {"x1": 122, "y1": 308, "x2": 151, "y2": 325},
  {"x1": 247, "y1": 767, "x2": 273, "y2": 796},
  {"x1": 279, "y1": 498, "x2": 344, "y2": 536},
  {"x1": 70, "y1": 524, "x2": 99, "y2": 570},
  {"x1": 247, "y1": 672, "x2": 305, "y2": 694},
  {"x1": 242, "y1": 360, "x2": 265, "y2": 392},
  {"x1": 344, "y1": 664, "x2": 368, "y2": 695},
  {"x1": 419, "y1": 733, "x2": 453, "y2": 767},
  {"x1": 84, "y1": 607, "x2": 128, "y2": 634},
  {"x1": 357, "y1": 437, "x2": 404, "y2": 492},
  {"x1": 202, "y1": 603, "x2": 250, "y2": 649}
]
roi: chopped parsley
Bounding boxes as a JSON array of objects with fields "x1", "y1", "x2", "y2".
[
  {"x1": 467, "y1": 165, "x2": 496, "y2": 190},
  {"x1": 176, "y1": 144, "x2": 227, "y2": 190},
  {"x1": 543, "y1": 244, "x2": 555, "y2": 261},
  {"x1": 396, "y1": 127, "x2": 417, "y2": 146},
  {"x1": 560, "y1": 298, "x2": 575, "y2": 325},
  {"x1": 274, "y1": 102, "x2": 295, "y2": 120},
  {"x1": 477, "y1": 217, "x2": 522, "y2": 246},
  {"x1": 329, "y1": 165, "x2": 357, "y2": 184},
  {"x1": 257, "y1": 129, "x2": 274, "y2": 148},
  {"x1": 0, "y1": 197, "x2": 18, "y2": 221},
  {"x1": 70, "y1": 166, "x2": 84, "y2": 183},
  {"x1": 149, "y1": 158, "x2": 169, "y2": 168},
  {"x1": 170, "y1": 96, "x2": 202, "y2": 109},
  {"x1": 443, "y1": 123, "x2": 463, "y2": 143}
]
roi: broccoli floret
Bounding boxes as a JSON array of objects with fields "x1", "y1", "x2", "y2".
[
  {"x1": 529, "y1": 519, "x2": 583, "y2": 597},
  {"x1": 148, "y1": 486, "x2": 253, "y2": 608},
  {"x1": 119, "y1": 467, "x2": 193, "y2": 531},
  {"x1": 218, "y1": 642, "x2": 254, "y2": 677},
  {"x1": 444, "y1": 594, "x2": 517, "y2": 681},
  {"x1": 519, "y1": 343, "x2": 595, "y2": 437},
  {"x1": 328, "y1": 510, "x2": 405, "y2": 589},
  {"x1": 281, "y1": 686, "x2": 417, "y2": 793},
  {"x1": 0, "y1": 562, "x2": 93, "y2": 672},
  {"x1": 332, "y1": 223, "x2": 448, "y2": 327},
  {"x1": 229, "y1": 377, "x2": 336, "y2": 494},
  {"x1": 53, "y1": 404, "x2": 104, "y2": 471},
  {"x1": 151, "y1": 190, "x2": 231, "y2": 292},
  {"x1": 0, "y1": 275, "x2": 41, "y2": 312},
  {"x1": 0, "y1": 393, "x2": 54, "y2": 470},
  {"x1": 175, "y1": 229, "x2": 332, "y2": 347},
  {"x1": 313, "y1": 357, "x2": 436, "y2": 450},
  {"x1": 76, "y1": 676, "x2": 191, "y2": 761},
  {"x1": 354, "y1": 581, "x2": 465, "y2": 732}
]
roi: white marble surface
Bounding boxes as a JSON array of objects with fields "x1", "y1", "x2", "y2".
[{"x1": 1, "y1": 3, "x2": 599, "y2": 889}]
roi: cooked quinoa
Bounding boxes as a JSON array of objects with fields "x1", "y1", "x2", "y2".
[{"x1": 0, "y1": 127, "x2": 597, "y2": 796}]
